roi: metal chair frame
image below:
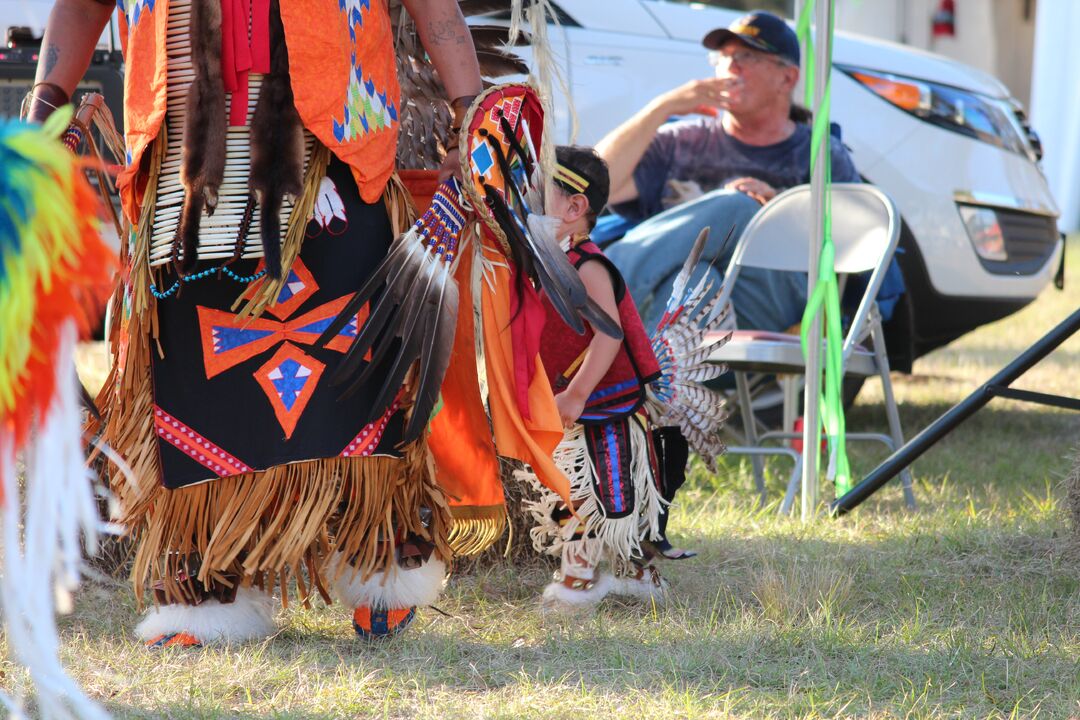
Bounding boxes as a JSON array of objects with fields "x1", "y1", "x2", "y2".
[{"x1": 711, "y1": 183, "x2": 916, "y2": 513}]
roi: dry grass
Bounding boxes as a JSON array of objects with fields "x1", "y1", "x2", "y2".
[
  {"x1": 1067, "y1": 450, "x2": 1080, "y2": 549},
  {"x1": 2, "y1": 239, "x2": 1079, "y2": 718}
]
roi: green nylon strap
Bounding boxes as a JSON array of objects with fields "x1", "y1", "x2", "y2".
[{"x1": 795, "y1": 0, "x2": 852, "y2": 494}]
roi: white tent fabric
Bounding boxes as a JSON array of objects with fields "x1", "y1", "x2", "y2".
[{"x1": 1030, "y1": 0, "x2": 1080, "y2": 233}]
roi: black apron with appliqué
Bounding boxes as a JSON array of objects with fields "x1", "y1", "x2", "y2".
[{"x1": 150, "y1": 159, "x2": 404, "y2": 489}]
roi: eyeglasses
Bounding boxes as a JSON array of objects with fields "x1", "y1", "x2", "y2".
[{"x1": 708, "y1": 49, "x2": 790, "y2": 69}]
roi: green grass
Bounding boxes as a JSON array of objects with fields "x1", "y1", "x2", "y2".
[{"x1": 6, "y1": 241, "x2": 1080, "y2": 719}]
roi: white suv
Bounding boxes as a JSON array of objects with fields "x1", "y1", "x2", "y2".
[{"x1": 506, "y1": 0, "x2": 1062, "y2": 369}]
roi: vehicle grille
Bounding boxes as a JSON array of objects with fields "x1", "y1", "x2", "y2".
[
  {"x1": 982, "y1": 208, "x2": 1060, "y2": 276},
  {"x1": 1, "y1": 78, "x2": 106, "y2": 120},
  {"x1": 0, "y1": 79, "x2": 32, "y2": 118}
]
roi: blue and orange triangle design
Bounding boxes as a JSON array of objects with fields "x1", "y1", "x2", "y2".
[{"x1": 254, "y1": 343, "x2": 326, "y2": 439}]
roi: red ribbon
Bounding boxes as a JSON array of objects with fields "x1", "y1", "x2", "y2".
[{"x1": 220, "y1": 0, "x2": 271, "y2": 126}]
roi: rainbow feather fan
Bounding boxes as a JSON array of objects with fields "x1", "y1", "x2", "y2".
[{"x1": 0, "y1": 109, "x2": 116, "y2": 720}]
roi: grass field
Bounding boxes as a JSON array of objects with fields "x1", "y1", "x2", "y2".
[{"x1": 4, "y1": 241, "x2": 1079, "y2": 719}]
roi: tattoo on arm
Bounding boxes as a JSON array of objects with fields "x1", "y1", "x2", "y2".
[
  {"x1": 427, "y1": 19, "x2": 466, "y2": 46},
  {"x1": 44, "y1": 45, "x2": 61, "y2": 78}
]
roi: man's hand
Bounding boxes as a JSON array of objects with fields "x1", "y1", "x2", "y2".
[
  {"x1": 653, "y1": 77, "x2": 741, "y2": 117},
  {"x1": 555, "y1": 390, "x2": 586, "y2": 429},
  {"x1": 438, "y1": 146, "x2": 461, "y2": 182},
  {"x1": 725, "y1": 176, "x2": 777, "y2": 205}
]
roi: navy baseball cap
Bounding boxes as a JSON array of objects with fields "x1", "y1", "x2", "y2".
[{"x1": 702, "y1": 11, "x2": 800, "y2": 67}]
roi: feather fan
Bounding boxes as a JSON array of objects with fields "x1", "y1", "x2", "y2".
[{"x1": 646, "y1": 226, "x2": 736, "y2": 471}]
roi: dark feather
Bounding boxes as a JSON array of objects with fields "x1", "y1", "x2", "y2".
[
  {"x1": 349, "y1": 257, "x2": 440, "y2": 414},
  {"x1": 404, "y1": 266, "x2": 458, "y2": 441},
  {"x1": 457, "y1": 0, "x2": 513, "y2": 17},
  {"x1": 484, "y1": 186, "x2": 583, "y2": 335},
  {"x1": 470, "y1": 24, "x2": 531, "y2": 48},
  {"x1": 317, "y1": 239, "x2": 416, "y2": 376},
  {"x1": 581, "y1": 296, "x2": 624, "y2": 341},
  {"x1": 79, "y1": 380, "x2": 100, "y2": 422},
  {"x1": 477, "y1": 49, "x2": 530, "y2": 78},
  {"x1": 337, "y1": 246, "x2": 432, "y2": 389}
]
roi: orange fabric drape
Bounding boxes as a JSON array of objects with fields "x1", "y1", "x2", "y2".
[
  {"x1": 427, "y1": 232, "x2": 502, "y2": 512},
  {"x1": 479, "y1": 241, "x2": 570, "y2": 503}
]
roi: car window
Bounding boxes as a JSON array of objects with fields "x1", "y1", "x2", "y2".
[{"x1": 648, "y1": 0, "x2": 794, "y2": 18}]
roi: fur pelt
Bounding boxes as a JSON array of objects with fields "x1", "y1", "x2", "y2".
[
  {"x1": 328, "y1": 553, "x2": 447, "y2": 610},
  {"x1": 134, "y1": 587, "x2": 276, "y2": 644},
  {"x1": 248, "y1": 0, "x2": 304, "y2": 280},
  {"x1": 176, "y1": 0, "x2": 226, "y2": 274}
]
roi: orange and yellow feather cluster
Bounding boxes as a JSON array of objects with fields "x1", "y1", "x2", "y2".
[{"x1": 0, "y1": 109, "x2": 115, "y2": 454}]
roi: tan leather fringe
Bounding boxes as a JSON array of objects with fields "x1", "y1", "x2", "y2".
[
  {"x1": 234, "y1": 142, "x2": 331, "y2": 320},
  {"x1": 88, "y1": 137, "x2": 166, "y2": 521},
  {"x1": 447, "y1": 504, "x2": 508, "y2": 556},
  {"x1": 116, "y1": 439, "x2": 449, "y2": 609},
  {"x1": 382, "y1": 170, "x2": 419, "y2": 238},
  {"x1": 92, "y1": 136, "x2": 450, "y2": 607}
]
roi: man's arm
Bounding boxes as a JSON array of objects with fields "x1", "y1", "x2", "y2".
[
  {"x1": 596, "y1": 78, "x2": 730, "y2": 205},
  {"x1": 26, "y1": 0, "x2": 114, "y2": 123},
  {"x1": 402, "y1": 0, "x2": 484, "y2": 180},
  {"x1": 555, "y1": 261, "x2": 623, "y2": 427}
]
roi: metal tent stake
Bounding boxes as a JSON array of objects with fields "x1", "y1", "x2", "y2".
[{"x1": 831, "y1": 304, "x2": 1080, "y2": 515}]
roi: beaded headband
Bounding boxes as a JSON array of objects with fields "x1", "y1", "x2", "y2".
[
  {"x1": 554, "y1": 163, "x2": 590, "y2": 193},
  {"x1": 554, "y1": 161, "x2": 604, "y2": 214}
]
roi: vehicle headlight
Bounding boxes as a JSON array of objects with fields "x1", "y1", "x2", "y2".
[
  {"x1": 839, "y1": 66, "x2": 1029, "y2": 157},
  {"x1": 958, "y1": 205, "x2": 1007, "y2": 262}
]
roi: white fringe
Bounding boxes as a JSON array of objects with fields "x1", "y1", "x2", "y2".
[
  {"x1": 0, "y1": 324, "x2": 111, "y2": 720},
  {"x1": 520, "y1": 416, "x2": 665, "y2": 568},
  {"x1": 508, "y1": 0, "x2": 578, "y2": 148},
  {"x1": 134, "y1": 586, "x2": 276, "y2": 644},
  {"x1": 327, "y1": 553, "x2": 446, "y2": 610}
]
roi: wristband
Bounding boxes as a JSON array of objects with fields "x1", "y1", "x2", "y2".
[{"x1": 25, "y1": 82, "x2": 71, "y2": 124}]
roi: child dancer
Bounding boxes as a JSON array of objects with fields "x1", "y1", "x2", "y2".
[{"x1": 522, "y1": 146, "x2": 672, "y2": 609}]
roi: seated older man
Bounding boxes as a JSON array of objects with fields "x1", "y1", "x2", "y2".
[{"x1": 597, "y1": 11, "x2": 860, "y2": 332}]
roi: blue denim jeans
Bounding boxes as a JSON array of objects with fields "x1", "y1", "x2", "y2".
[{"x1": 605, "y1": 189, "x2": 808, "y2": 333}]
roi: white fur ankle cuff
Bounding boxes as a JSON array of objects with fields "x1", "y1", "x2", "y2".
[
  {"x1": 134, "y1": 586, "x2": 276, "y2": 644},
  {"x1": 328, "y1": 553, "x2": 446, "y2": 610},
  {"x1": 540, "y1": 573, "x2": 613, "y2": 612}
]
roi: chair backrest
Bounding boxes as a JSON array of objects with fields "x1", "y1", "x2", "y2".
[{"x1": 714, "y1": 183, "x2": 900, "y2": 357}]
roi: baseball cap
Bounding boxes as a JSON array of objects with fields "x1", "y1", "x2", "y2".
[{"x1": 702, "y1": 11, "x2": 800, "y2": 67}]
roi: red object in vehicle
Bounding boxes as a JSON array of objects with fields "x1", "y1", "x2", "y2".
[{"x1": 932, "y1": 0, "x2": 956, "y2": 38}]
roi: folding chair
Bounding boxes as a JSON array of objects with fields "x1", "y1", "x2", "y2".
[{"x1": 708, "y1": 183, "x2": 916, "y2": 513}]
